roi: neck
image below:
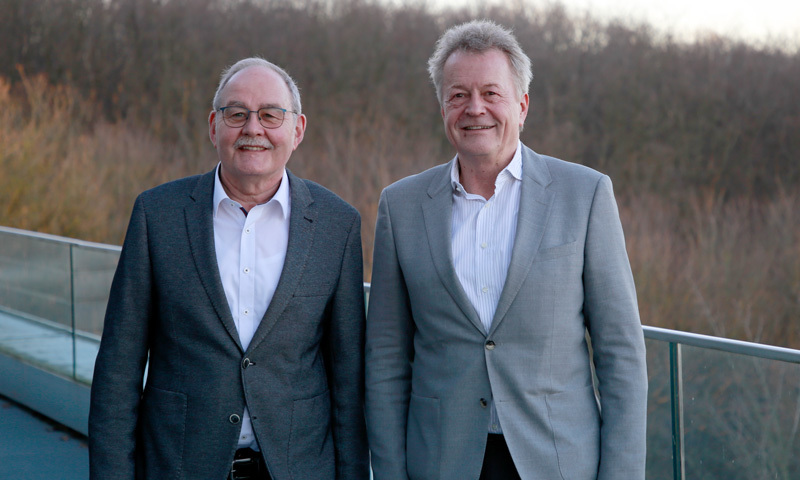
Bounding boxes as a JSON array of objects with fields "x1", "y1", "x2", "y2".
[
  {"x1": 457, "y1": 151, "x2": 514, "y2": 200},
  {"x1": 219, "y1": 168, "x2": 283, "y2": 212}
]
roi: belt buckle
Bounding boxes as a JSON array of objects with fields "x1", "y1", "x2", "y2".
[{"x1": 231, "y1": 454, "x2": 258, "y2": 480}]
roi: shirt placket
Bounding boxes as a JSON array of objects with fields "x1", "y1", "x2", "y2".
[
  {"x1": 479, "y1": 185, "x2": 505, "y2": 434},
  {"x1": 238, "y1": 211, "x2": 257, "y2": 351},
  {"x1": 475, "y1": 199, "x2": 494, "y2": 330}
]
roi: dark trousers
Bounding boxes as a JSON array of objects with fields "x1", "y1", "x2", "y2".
[{"x1": 479, "y1": 434, "x2": 521, "y2": 480}]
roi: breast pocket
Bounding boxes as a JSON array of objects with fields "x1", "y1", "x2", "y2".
[
  {"x1": 535, "y1": 240, "x2": 578, "y2": 262},
  {"x1": 293, "y1": 282, "x2": 334, "y2": 297}
]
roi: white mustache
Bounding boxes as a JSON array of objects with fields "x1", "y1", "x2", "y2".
[{"x1": 234, "y1": 137, "x2": 274, "y2": 149}]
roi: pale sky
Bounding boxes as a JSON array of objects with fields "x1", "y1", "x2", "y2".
[{"x1": 429, "y1": 0, "x2": 800, "y2": 47}]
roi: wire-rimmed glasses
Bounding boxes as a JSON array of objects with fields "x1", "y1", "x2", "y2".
[{"x1": 218, "y1": 106, "x2": 298, "y2": 129}]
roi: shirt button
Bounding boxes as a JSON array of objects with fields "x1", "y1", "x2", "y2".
[
  {"x1": 243, "y1": 309, "x2": 250, "y2": 316},
  {"x1": 243, "y1": 267, "x2": 250, "y2": 274},
  {"x1": 245, "y1": 228, "x2": 251, "y2": 234},
  {"x1": 485, "y1": 340, "x2": 496, "y2": 350},
  {"x1": 482, "y1": 286, "x2": 489, "y2": 293},
  {"x1": 481, "y1": 242, "x2": 488, "y2": 249}
]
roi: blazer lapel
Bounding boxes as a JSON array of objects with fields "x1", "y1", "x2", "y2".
[
  {"x1": 422, "y1": 159, "x2": 484, "y2": 335},
  {"x1": 185, "y1": 169, "x2": 242, "y2": 350},
  {"x1": 489, "y1": 146, "x2": 554, "y2": 335},
  {"x1": 246, "y1": 170, "x2": 316, "y2": 352}
]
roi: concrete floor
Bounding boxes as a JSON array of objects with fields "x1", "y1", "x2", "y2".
[{"x1": 0, "y1": 394, "x2": 89, "y2": 479}]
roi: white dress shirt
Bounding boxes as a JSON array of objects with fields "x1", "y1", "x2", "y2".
[
  {"x1": 451, "y1": 141, "x2": 522, "y2": 434},
  {"x1": 213, "y1": 164, "x2": 291, "y2": 449}
]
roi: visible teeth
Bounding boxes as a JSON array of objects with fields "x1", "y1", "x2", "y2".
[
  {"x1": 465, "y1": 126, "x2": 492, "y2": 130},
  {"x1": 241, "y1": 146, "x2": 266, "y2": 150}
]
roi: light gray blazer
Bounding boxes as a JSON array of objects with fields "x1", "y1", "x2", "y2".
[
  {"x1": 365, "y1": 145, "x2": 647, "y2": 480},
  {"x1": 89, "y1": 169, "x2": 369, "y2": 480}
]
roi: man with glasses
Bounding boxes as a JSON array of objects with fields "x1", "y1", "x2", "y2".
[{"x1": 89, "y1": 57, "x2": 369, "y2": 480}]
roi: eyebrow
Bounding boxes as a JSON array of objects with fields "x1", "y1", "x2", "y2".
[
  {"x1": 447, "y1": 82, "x2": 504, "y2": 91},
  {"x1": 224, "y1": 100, "x2": 285, "y2": 109}
]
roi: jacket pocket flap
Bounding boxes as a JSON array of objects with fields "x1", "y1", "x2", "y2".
[{"x1": 536, "y1": 241, "x2": 577, "y2": 261}]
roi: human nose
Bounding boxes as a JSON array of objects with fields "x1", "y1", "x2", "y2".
[
  {"x1": 241, "y1": 111, "x2": 265, "y2": 134},
  {"x1": 464, "y1": 95, "x2": 486, "y2": 115}
]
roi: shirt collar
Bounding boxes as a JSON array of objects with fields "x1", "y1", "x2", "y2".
[
  {"x1": 450, "y1": 140, "x2": 523, "y2": 193},
  {"x1": 213, "y1": 163, "x2": 291, "y2": 219}
]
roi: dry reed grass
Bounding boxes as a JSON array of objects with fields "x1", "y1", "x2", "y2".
[{"x1": 622, "y1": 189, "x2": 800, "y2": 347}]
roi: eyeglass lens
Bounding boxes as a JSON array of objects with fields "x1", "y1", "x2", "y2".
[{"x1": 222, "y1": 107, "x2": 285, "y2": 128}]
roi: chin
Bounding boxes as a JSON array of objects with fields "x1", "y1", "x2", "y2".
[{"x1": 457, "y1": 141, "x2": 497, "y2": 156}]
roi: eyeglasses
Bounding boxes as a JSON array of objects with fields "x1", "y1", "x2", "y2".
[{"x1": 218, "y1": 106, "x2": 298, "y2": 129}]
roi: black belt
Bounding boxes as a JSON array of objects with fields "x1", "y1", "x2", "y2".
[{"x1": 229, "y1": 448, "x2": 269, "y2": 480}]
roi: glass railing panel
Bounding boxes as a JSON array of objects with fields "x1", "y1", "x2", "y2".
[
  {"x1": 0, "y1": 230, "x2": 72, "y2": 325},
  {"x1": 0, "y1": 230, "x2": 75, "y2": 378},
  {"x1": 681, "y1": 345, "x2": 800, "y2": 479},
  {"x1": 645, "y1": 338, "x2": 674, "y2": 479},
  {"x1": 70, "y1": 244, "x2": 119, "y2": 384}
]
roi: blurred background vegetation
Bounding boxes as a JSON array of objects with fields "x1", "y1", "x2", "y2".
[{"x1": 1, "y1": 0, "x2": 798, "y2": 347}]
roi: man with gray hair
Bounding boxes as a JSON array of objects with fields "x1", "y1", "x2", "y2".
[
  {"x1": 366, "y1": 20, "x2": 647, "y2": 479},
  {"x1": 89, "y1": 57, "x2": 369, "y2": 480}
]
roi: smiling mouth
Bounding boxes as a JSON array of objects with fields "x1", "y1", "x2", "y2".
[
  {"x1": 239, "y1": 146, "x2": 268, "y2": 151},
  {"x1": 463, "y1": 126, "x2": 494, "y2": 130}
]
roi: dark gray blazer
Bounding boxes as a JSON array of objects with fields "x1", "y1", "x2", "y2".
[
  {"x1": 366, "y1": 145, "x2": 648, "y2": 480},
  {"x1": 89, "y1": 169, "x2": 369, "y2": 480}
]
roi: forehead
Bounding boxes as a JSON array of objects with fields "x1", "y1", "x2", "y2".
[
  {"x1": 442, "y1": 49, "x2": 515, "y2": 91},
  {"x1": 220, "y1": 66, "x2": 292, "y2": 107}
]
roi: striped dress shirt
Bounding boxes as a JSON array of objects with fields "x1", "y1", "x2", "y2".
[{"x1": 450, "y1": 141, "x2": 522, "y2": 434}]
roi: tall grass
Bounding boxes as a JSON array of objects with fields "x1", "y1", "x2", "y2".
[{"x1": 0, "y1": 73, "x2": 211, "y2": 243}]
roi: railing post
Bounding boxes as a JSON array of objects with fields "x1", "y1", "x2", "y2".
[
  {"x1": 669, "y1": 342, "x2": 686, "y2": 480},
  {"x1": 69, "y1": 244, "x2": 77, "y2": 380}
]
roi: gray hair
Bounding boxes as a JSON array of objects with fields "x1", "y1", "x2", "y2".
[
  {"x1": 428, "y1": 20, "x2": 532, "y2": 106},
  {"x1": 212, "y1": 57, "x2": 302, "y2": 115}
]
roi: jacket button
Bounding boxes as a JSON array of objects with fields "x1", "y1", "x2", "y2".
[
  {"x1": 485, "y1": 340, "x2": 496, "y2": 350},
  {"x1": 229, "y1": 414, "x2": 241, "y2": 424},
  {"x1": 242, "y1": 358, "x2": 252, "y2": 369},
  {"x1": 479, "y1": 398, "x2": 488, "y2": 408}
]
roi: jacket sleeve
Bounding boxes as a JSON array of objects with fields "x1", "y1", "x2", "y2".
[
  {"x1": 582, "y1": 175, "x2": 648, "y2": 480},
  {"x1": 365, "y1": 189, "x2": 415, "y2": 479},
  {"x1": 325, "y1": 210, "x2": 370, "y2": 479},
  {"x1": 88, "y1": 195, "x2": 153, "y2": 480}
]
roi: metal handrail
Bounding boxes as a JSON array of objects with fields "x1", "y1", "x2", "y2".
[
  {"x1": 643, "y1": 325, "x2": 800, "y2": 364},
  {"x1": 0, "y1": 225, "x2": 121, "y2": 252}
]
